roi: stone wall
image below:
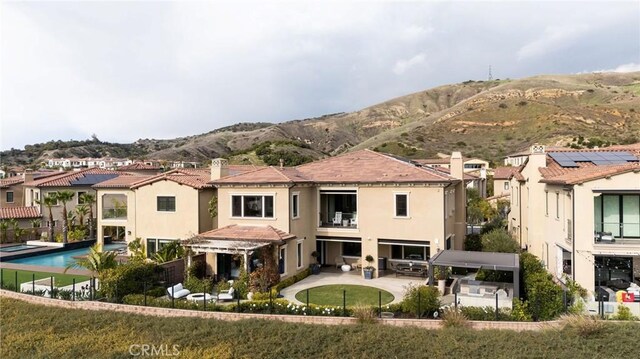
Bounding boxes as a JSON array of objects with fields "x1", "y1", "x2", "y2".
[{"x1": 0, "y1": 289, "x2": 557, "y2": 331}]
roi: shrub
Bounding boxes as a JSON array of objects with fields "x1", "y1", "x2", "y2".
[
  {"x1": 184, "y1": 276, "x2": 212, "y2": 294},
  {"x1": 460, "y1": 306, "x2": 514, "y2": 321},
  {"x1": 464, "y1": 233, "x2": 482, "y2": 251},
  {"x1": 498, "y1": 103, "x2": 508, "y2": 109},
  {"x1": 560, "y1": 314, "x2": 607, "y2": 337},
  {"x1": 99, "y1": 262, "x2": 162, "y2": 302},
  {"x1": 568, "y1": 298, "x2": 586, "y2": 315},
  {"x1": 511, "y1": 299, "x2": 532, "y2": 321},
  {"x1": 613, "y1": 305, "x2": 637, "y2": 321},
  {"x1": 401, "y1": 284, "x2": 440, "y2": 318},
  {"x1": 481, "y1": 229, "x2": 519, "y2": 253},
  {"x1": 441, "y1": 308, "x2": 470, "y2": 328},
  {"x1": 525, "y1": 271, "x2": 564, "y2": 321},
  {"x1": 351, "y1": 304, "x2": 377, "y2": 324},
  {"x1": 146, "y1": 286, "x2": 167, "y2": 298}
]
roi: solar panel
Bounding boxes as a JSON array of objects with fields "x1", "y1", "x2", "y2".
[
  {"x1": 70, "y1": 174, "x2": 119, "y2": 186},
  {"x1": 549, "y1": 151, "x2": 638, "y2": 167}
]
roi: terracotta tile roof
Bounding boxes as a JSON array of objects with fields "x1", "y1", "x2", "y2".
[
  {"x1": 0, "y1": 171, "x2": 62, "y2": 188},
  {"x1": 539, "y1": 144, "x2": 640, "y2": 185},
  {"x1": 93, "y1": 176, "x2": 152, "y2": 188},
  {"x1": 0, "y1": 207, "x2": 40, "y2": 219},
  {"x1": 117, "y1": 162, "x2": 162, "y2": 171},
  {"x1": 24, "y1": 168, "x2": 125, "y2": 187},
  {"x1": 197, "y1": 224, "x2": 296, "y2": 242},
  {"x1": 414, "y1": 158, "x2": 451, "y2": 165},
  {"x1": 228, "y1": 165, "x2": 262, "y2": 175},
  {"x1": 130, "y1": 169, "x2": 214, "y2": 189},
  {"x1": 214, "y1": 150, "x2": 457, "y2": 185},
  {"x1": 493, "y1": 167, "x2": 519, "y2": 180},
  {"x1": 428, "y1": 166, "x2": 478, "y2": 180}
]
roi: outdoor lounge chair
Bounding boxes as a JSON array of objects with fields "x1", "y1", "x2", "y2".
[
  {"x1": 217, "y1": 287, "x2": 235, "y2": 301},
  {"x1": 350, "y1": 213, "x2": 358, "y2": 227},
  {"x1": 335, "y1": 256, "x2": 346, "y2": 269},
  {"x1": 167, "y1": 283, "x2": 191, "y2": 299},
  {"x1": 332, "y1": 212, "x2": 343, "y2": 226}
]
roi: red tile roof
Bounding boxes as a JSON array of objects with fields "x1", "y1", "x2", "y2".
[
  {"x1": 493, "y1": 167, "x2": 519, "y2": 180},
  {"x1": 0, "y1": 207, "x2": 40, "y2": 219},
  {"x1": 24, "y1": 168, "x2": 125, "y2": 187},
  {"x1": 197, "y1": 224, "x2": 296, "y2": 242},
  {"x1": 117, "y1": 162, "x2": 162, "y2": 171},
  {"x1": 130, "y1": 169, "x2": 214, "y2": 189},
  {"x1": 0, "y1": 171, "x2": 63, "y2": 188},
  {"x1": 539, "y1": 144, "x2": 640, "y2": 185},
  {"x1": 429, "y1": 166, "x2": 478, "y2": 180},
  {"x1": 214, "y1": 150, "x2": 458, "y2": 185},
  {"x1": 93, "y1": 176, "x2": 153, "y2": 188}
]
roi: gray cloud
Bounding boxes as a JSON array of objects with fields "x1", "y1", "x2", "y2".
[{"x1": 2, "y1": 1, "x2": 639, "y2": 150}]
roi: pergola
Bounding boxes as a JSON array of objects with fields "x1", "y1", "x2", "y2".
[{"x1": 428, "y1": 250, "x2": 520, "y2": 299}]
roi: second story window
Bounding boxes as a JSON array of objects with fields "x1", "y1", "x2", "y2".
[
  {"x1": 6, "y1": 191, "x2": 13, "y2": 203},
  {"x1": 555, "y1": 193, "x2": 560, "y2": 219},
  {"x1": 395, "y1": 193, "x2": 409, "y2": 217},
  {"x1": 291, "y1": 193, "x2": 300, "y2": 219},
  {"x1": 232, "y1": 195, "x2": 274, "y2": 218},
  {"x1": 503, "y1": 182, "x2": 509, "y2": 191},
  {"x1": 157, "y1": 196, "x2": 176, "y2": 212}
]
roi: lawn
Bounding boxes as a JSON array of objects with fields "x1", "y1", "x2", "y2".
[
  {"x1": 294, "y1": 284, "x2": 394, "y2": 306},
  {"x1": 0, "y1": 268, "x2": 89, "y2": 288},
  {"x1": 2, "y1": 297, "x2": 640, "y2": 359}
]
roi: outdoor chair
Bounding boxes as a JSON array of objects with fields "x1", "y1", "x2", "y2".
[
  {"x1": 335, "y1": 256, "x2": 346, "y2": 269},
  {"x1": 167, "y1": 283, "x2": 191, "y2": 299},
  {"x1": 217, "y1": 287, "x2": 235, "y2": 301},
  {"x1": 350, "y1": 213, "x2": 358, "y2": 227},
  {"x1": 332, "y1": 212, "x2": 343, "y2": 226}
]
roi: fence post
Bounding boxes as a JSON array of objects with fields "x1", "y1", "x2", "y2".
[
  {"x1": 90, "y1": 277, "x2": 94, "y2": 301},
  {"x1": 14, "y1": 271, "x2": 18, "y2": 292},
  {"x1": 1, "y1": 268, "x2": 3, "y2": 288},
  {"x1": 495, "y1": 293, "x2": 499, "y2": 320},
  {"x1": 343, "y1": 290, "x2": 346, "y2": 317},
  {"x1": 454, "y1": 292, "x2": 458, "y2": 310},
  {"x1": 32, "y1": 273, "x2": 35, "y2": 295},
  {"x1": 417, "y1": 290, "x2": 421, "y2": 319},
  {"x1": 269, "y1": 287, "x2": 273, "y2": 314},
  {"x1": 237, "y1": 294, "x2": 240, "y2": 312},
  {"x1": 378, "y1": 291, "x2": 382, "y2": 318},
  {"x1": 203, "y1": 282, "x2": 207, "y2": 311},
  {"x1": 171, "y1": 286, "x2": 175, "y2": 308},
  {"x1": 143, "y1": 282, "x2": 147, "y2": 306},
  {"x1": 563, "y1": 290, "x2": 567, "y2": 313},
  {"x1": 72, "y1": 279, "x2": 76, "y2": 301},
  {"x1": 306, "y1": 289, "x2": 309, "y2": 308},
  {"x1": 50, "y1": 276, "x2": 54, "y2": 299}
]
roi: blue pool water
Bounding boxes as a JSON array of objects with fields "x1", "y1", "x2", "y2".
[
  {"x1": 7, "y1": 243, "x2": 126, "y2": 268},
  {"x1": 0, "y1": 245, "x2": 39, "y2": 252}
]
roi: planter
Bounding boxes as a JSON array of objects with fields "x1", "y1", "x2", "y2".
[
  {"x1": 437, "y1": 279, "x2": 446, "y2": 295},
  {"x1": 363, "y1": 268, "x2": 375, "y2": 280},
  {"x1": 310, "y1": 264, "x2": 321, "y2": 275}
]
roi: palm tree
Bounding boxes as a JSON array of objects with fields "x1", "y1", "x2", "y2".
[
  {"x1": 55, "y1": 190, "x2": 75, "y2": 244},
  {"x1": 75, "y1": 204, "x2": 89, "y2": 232},
  {"x1": 65, "y1": 244, "x2": 118, "y2": 274},
  {"x1": 79, "y1": 193, "x2": 96, "y2": 239},
  {"x1": 30, "y1": 219, "x2": 41, "y2": 240},
  {"x1": 36, "y1": 195, "x2": 57, "y2": 242}
]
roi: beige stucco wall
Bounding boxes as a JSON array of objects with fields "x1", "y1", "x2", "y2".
[
  {"x1": 494, "y1": 179, "x2": 511, "y2": 197},
  {"x1": 217, "y1": 187, "x2": 291, "y2": 232},
  {"x1": 23, "y1": 186, "x2": 96, "y2": 227},
  {"x1": 0, "y1": 184, "x2": 25, "y2": 208},
  {"x1": 96, "y1": 188, "x2": 136, "y2": 246}
]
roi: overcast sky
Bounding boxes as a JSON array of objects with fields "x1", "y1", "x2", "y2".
[{"x1": 1, "y1": 1, "x2": 639, "y2": 151}]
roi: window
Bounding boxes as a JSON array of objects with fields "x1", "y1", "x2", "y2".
[
  {"x1": 291, "y1": 193, "x2": 300, "y2": 219},
  {"x1": 297, "y1": 240, "x2": 303, "y2": 268},
  {"x1": 391, "y1": 245, "x2": 430, "y2": 261},
  {"x1": 555, "y1": 193, "x2": 560, "y2": 219},
  {"x1": 77, "y1": 191, "x2": 87, "y2": 204},
  {"x1": 395, "y1": 193, "x2": 409, "y2": 217},
  {"x1": 102, "y1": 194, "x2": 127, "y2": 219},
  {"x1": 464, "y1": 163, "x2": 482, "y2": 169},
  {"x1": 342, "y1": 242, "x2": 362, "y2": 257},
  {"x1": 6, "y1": 191, "x2": 13, "y2": 203},
  {"x1": 157, "y1": 196, "x2": 176, "y2": 212},
  {"x1": 279, "y1": 247, "x2": 287, "y2": 275},
  {"x1": 594, "y1": 194, "x2": 640, "y2": 238},
  {"x1": 503, "y1": 182, "x2": 509, "y2": 191},
  {"x1": 545, "y1": 191, "x2": 549, "y2": 216},
  {"x1": 147, "y1": 238, "x2": 157, "y2": 257},
  {"x1": 231, "y1": 195, "x2": 274, "y2": 218}
]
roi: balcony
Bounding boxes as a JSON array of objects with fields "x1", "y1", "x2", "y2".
[
  {"x1": 594, "y1": 222, "x2": 640, "y2": 244},
  {"x1": 318, "y1": 190, "x2": 357, "y2": 229},
  {"x1": 102, "y1": 194, "x2": 128, "y2": 220}
]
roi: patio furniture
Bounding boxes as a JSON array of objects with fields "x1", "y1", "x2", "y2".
[
  {"x1": 186, "y1": 293, "x2": 215, "y2": 303},
  {"x1": 341, "y1": 264, "x2": 352, "y2": 272},
  {"x1": 217, "y1": 287, "x2": 235, "y2": 301},
  {"x1": 395, "y1": 263, "x2": 427, "y2": 277},
  {"x1": 332, "y1": 212, "x2": 343, "y2": 226},
  {"x1": 350, "y1": 213, "x2": 358, "y2": 227},
  {"x1": 335, "y1": 256, "x2": 346, "y2": 269},
  {"x1": 167, "y1": 283, "x2": 191, "y2": 299}
]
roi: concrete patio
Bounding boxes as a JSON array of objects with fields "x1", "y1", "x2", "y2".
[{"x1": 280, "y1": 268, "x2": 426, "y2": 305}]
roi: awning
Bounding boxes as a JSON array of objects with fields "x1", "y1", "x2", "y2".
[
  {"x1": 316, "y1": 236, "x2": 361, "y2": 243},
  {"x1": 378, "y1": 239, "x2": 430, "y2": 247},
  {"x1": 184, "y1": 239, "x2": 272, "y2": 255}
]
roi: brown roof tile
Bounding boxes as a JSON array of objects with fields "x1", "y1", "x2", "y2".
[
  {"x1": 197, "y1": 224, "x2": 296, "y2": 242},
  {"x1": 117, "y1": 162, "x2": 162, "y2": 171},
  {"x1": 130, "y1": 169, "x2": 214, "y2": 189},
  {"x1": 493, "y1": 167, "x2": 519, "y2": 180},
  {"x1": 0, "y1": 207, "x2": 40, "y2": 219}
]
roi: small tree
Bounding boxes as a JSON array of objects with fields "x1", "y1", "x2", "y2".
[
  {"x1": 9, "y1": 219, "x2": 25, "y2": 242},
  {"x1": 401, "y1": 284, "x2": 441, "y2": 318},
  {"x1": 250, "y1": 245, "x2": 280, "y2": 292},
  {"x1": 36, "y1": 195, "x2": 57, "y2": 242},
  {"x1": 127, "y1": 237, "x2": 146, "y2": 263},
  {"x1": 79, "y1": 193, "x2": 96, "y2": 239},
  {"x1": 30, "y1": 219, "x2": 41, "y2": 240},
  {"x1": 0, "y1": 220, "x2": 8, "y2": 243},
  {"x1": 55, "y1": 190, "x2": 75, "y2": 244},
  {"x1": 481, "y1": 229, "x2": 519, "y2": 253},
  {"x1": 65, "y1": 244, "x2": 118, "y2": 275}
]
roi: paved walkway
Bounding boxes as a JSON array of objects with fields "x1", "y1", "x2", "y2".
[{"x1": 280, "y1": 270, "x2": 427, "y2": 305}]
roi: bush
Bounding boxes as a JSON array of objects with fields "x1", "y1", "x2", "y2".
[
  {"x1": 401, "y1": 284, "x2": 440, "y2": 318},
  {"x1": 146, "y1": 286, "x2": 167, "y2": 298},
  {"x1": 613, "y1": 305, "x2": 637, "y2": 321},
  {"x1": 481, "y1": 229, "x2": 519, "y2": 253},
  {"x1": 184, "y1": 276, "x2": 212, "y2": 294},
  {"x1": 441, "y1": 308, "x2": 470, "y2": 328},
  {"x1": 560, "y1": 314, "x2": 607, "y2": 337},
  {"x1": 525, "y1": 271, "x2": 564, "y2": 321},
  {"x1": 464, "y1": 233, "x2": 482, "y2": 251},
  {"x1": 351, "y1": 304, "x2": 377, "y2": 324},
  {"x1": 460, "y1": 306, "x2": 514, "y2": 321},
  {"x1": 99, "y1": 262, "x2": 162, "y2": 302}
]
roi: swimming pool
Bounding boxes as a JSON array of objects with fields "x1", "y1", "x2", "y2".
[
  {"x1": 6, "y1": 243, "x2": 126, "y2": 268},
  {"x1": 0, "y1": 245, "x2": 39, "y2": 253}
]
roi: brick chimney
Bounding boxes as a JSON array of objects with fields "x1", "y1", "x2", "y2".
[
  {"x1": 210, "y1": 158, "x2": 229, "y2": 180},
  {"x1": 450, "y1": 152, "x2": 464, "y2": 180},
  {"x1": 23, "y1": 170, "x2": 34, "y2": 184}
]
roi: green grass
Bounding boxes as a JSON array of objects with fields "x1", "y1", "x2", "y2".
[
  {"x1": 294, "y1": 284, "x2": 394, "y2": 306},
  {"x1": 2, "y1": 298, "x2": 640, "y2": 359},
  {"x1": 0, "y1": 269, "x2": 89, "y2": 288}
]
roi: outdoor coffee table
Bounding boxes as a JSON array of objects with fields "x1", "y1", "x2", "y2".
[{"x1": 186, "y1": 293, "x2": 215, "y2": 302}]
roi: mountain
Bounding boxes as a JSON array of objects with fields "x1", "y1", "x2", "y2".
[{"x1": 3, "y1": 72, "x2": 640, "y2": 168}]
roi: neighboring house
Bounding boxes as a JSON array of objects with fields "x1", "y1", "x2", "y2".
[
  {"x1": 0, "y1": 207, "x2": 41, "y2": 241},
  {"x1": 416, "y1": 156, "x2": 489, "y2": 197},
  {"x1": 116, "y1": 162, "x2": 163, "y2": 176},
  {"x1": 503, "y1": 150, "x2": 529, "y2": 167},
  {"x1": 23, "y1": 168, "x2": 125, "y2": 231},
  {"x1": 94, "y1": 165, "x2": 259, "y2": 257},
  {"x1": 198, "y1": 150, "x2": 467, "y2": 280},
  {"x1": 0, "y1": 171, "x2": 61, "y2": 208},
  {"x1": 508, "y1": 144, "x2": 640, "y2": 295},
  {"x1": 493, "y1": 167, "x2": 520, "y2": 197}
]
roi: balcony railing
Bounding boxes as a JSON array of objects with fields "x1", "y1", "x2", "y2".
[
  {"x1": 102, "y1": 208, "x2": 128, "y2": 220},
  {"x1": 318, "y1": 212, "x2": 357, "y2": 229},
  {"x1": 594, "y1": 222, "x2": 640, "y2": 244}
]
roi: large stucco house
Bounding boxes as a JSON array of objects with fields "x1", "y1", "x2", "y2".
[{"x1": 508, "y1": 144, "x2": 640, "y2": 295}]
